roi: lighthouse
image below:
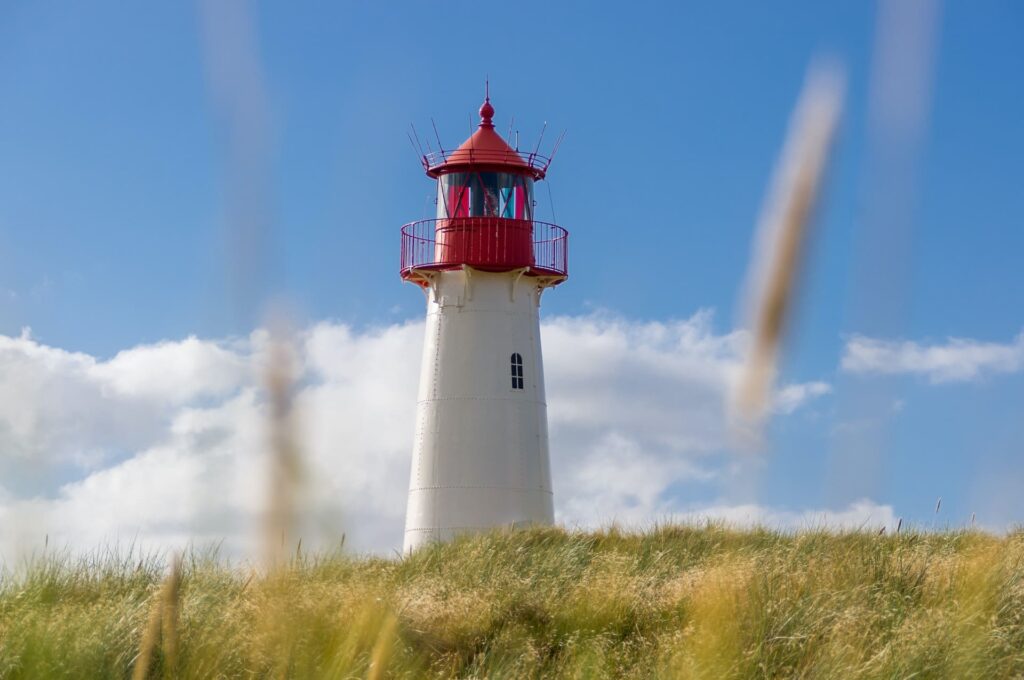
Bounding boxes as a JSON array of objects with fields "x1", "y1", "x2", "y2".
[{"x1": 400, "y1": 92, "x2": 568, "y2": 552}]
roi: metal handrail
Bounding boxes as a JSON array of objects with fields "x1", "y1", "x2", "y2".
[
  {"x1": 422, "y1": 148, "x2": 552, "y2": 173},
  {"x1": 400, "y1": 218, "x2": 568, "y2": 278}
]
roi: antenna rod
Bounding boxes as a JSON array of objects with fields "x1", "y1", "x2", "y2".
[
  {"x1": 544, "y1": 129, "x2": 568, "y2": 171},
  {"x1": 545, "y1": 177, "x2": 558, "y2": 224},
  {"x1": 430, "y1": 118, "x2": 445, "y2": 160},
  {"x1": 531, "y1": 121, "x2": 548, "y2": 163},
  {"x1": 409, "y1": 123, "x2": 426, "y2": 157},
  {"x1": 407, "y1": 132, "x2": 427, "y2": 169},
  {"x1": 502, "y1": 116, "x2": 516, "y2": 163}
]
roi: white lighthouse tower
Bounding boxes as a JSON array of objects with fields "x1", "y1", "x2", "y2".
[{"x1": 400, "y1": 93, "x2": 568, "y2": 552}]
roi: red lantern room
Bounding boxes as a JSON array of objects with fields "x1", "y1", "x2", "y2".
[{"x1": 400, "y1": 93, "x2": 568, "y2": 287}]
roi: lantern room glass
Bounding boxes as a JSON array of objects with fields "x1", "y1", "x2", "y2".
[{"x1": 436, "y1": 172, "x2": 534, "y2": 220}]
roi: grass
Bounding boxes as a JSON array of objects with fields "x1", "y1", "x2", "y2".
[{"x1": 2, "y1": 525, "x2": 1023, "y2": 679}]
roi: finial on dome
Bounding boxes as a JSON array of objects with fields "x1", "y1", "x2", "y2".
[{"x1": 479, "y1": 79, "x2": 494, "y2": 128}]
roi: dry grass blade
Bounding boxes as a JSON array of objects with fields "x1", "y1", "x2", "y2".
[
  {"x1": 131, "y1": 553, "x2": 183, "y2": 680},
  {"x1": 263, "y1": 313, "x2": 304, "y2": 572},
  {"x1": 160, "y1": 555, "x2": 182, "y2": 678},
  {"x1": 366, "y1": 613, "x2": 400, "y2": 680},
  {"x1": 132, "y1": 592, "x2": 163, "y2": 680},
  {"x1": 732, "y1": 62, "x2": 845, "y2": 443}
]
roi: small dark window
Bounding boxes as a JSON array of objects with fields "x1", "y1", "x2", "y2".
[{"x1": 511, "y1": 353, "x2": 524, "y2": 390}]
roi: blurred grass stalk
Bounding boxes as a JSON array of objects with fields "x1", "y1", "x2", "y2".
[
  {"x1": 131, "y1": 553, "x2": 181, "y2": 680},
  {"x1": 731, "y1": 62, "x2": 844, "y2": 447},
  {"x1": 262, "y1": 311, "x2": 305, "y2": 573},
  {"x1": 824, "y1": 0, "x2": 940, "y2": 506}
]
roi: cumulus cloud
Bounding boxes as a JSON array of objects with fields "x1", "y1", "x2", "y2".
[
  {"x1": 544, "y1": 311, "x2": 745, "y2": 453},
  {"x1": 91, "y1": 337, "x2": 250, "y2": 403},
  {"x1": 0, "y1": 313, "x2": 834, "y2": 559},
  {"x1": 841, "y1": 332, "x2": 1024, "y2": 383},
  {"x1": 0, "y1": 331, "x2": 240, "y2": 470},
  {"x1": 560, "y1": 497, "x2": 897, "y2": 533},
  {"x1": 665, "y1": 498, "x2": 897, "y2": 532},
  {"x1": 773, "y1": 381, "x2": 832, "y2": 414}
]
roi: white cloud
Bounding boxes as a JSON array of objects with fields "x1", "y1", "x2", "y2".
[
  {"x1": 667, "y1": 498, "x2": 896, "y2": 532},
  {"x1": 0, "y1": 313, "x2": 833, "y2": 559},
  {"x1": 557, "y1": 432, "x2": 718, "y2": 526},
  {"x1": 561, "y1": 496, "x2": 896, "y2": 535},
  {"x1": 91, "y1": 336, "x2": 250, "y2": 403},
  {"x1": 0, "y1": 333, "x2": 169, "y2": 467},
  {"x1": 544, "y1": 311, "x2": 744, "y2": 453},
  {"x1": 841, "y1": 332, "x2": 1024, "y2": 383},
  {"x1": 773, "y1": 381, "x2": 832, "y2": 414}
]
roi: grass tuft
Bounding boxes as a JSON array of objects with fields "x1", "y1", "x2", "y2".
[{"x1": 2, "y1": 526, "x2": 1023, "y2": 678}]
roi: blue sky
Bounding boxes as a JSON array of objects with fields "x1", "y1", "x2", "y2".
[{"x1": 1, "y1": 1, "x2": 1022, "y2": 553}]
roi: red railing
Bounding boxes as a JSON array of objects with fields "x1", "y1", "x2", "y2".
[
  {"x1": 422, "y1": 149, "x2": 552, "y2": 176},
  {"x1": 400, "y1": 218, "x2": 568, "y2": 279}
]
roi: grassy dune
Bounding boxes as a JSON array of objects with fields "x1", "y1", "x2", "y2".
[{"x1": 2, "y1": 525, "x2": 1023, "y2": 679}]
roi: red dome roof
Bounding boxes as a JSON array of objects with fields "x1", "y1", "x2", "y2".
[{"x1": 425, "y1": 98, "x2": 547, "y2": 179}]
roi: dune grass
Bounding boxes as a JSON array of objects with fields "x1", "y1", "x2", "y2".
[{"x1": 1, "y1": 525, "x2": 1023, "y2": 679}]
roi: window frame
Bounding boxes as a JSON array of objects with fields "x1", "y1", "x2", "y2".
[{"x1": 510, "y1": 352, "x2": 524, "y2": 390}]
